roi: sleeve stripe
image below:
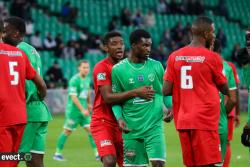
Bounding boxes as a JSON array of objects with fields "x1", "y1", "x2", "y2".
[{"x1": 229, "y1": 87, "x2": 237, "y2": 90}]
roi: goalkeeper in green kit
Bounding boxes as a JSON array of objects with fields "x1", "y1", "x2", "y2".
[
  {"x1": 112, "y1": 29, "x2": 172, "y2": 167},
  {"x1": 2, "y1": 17, "x2": 52, "y2": 167},
  {"x1": 238, "y1": 27, "x2": 250, "y2": 154}
]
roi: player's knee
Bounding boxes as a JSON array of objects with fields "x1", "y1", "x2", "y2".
[
  {"x1": 151, "y1": 160, "x2": 165, "y2": 167},
  {"x1": 63, "y1": 129, "x2": 72, "y2": 135},
  {"x1": 102, "y1": 155, "x2": 116, "y2": 167}
]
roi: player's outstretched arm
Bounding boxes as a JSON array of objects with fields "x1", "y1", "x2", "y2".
[
  {"x1": 31, "y1": 73, "x2": 47, "y2": 99},
  {"x1": 99, "y1": 85, "x2": 154, "y2": 104}
]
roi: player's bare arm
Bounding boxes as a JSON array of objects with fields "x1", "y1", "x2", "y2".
[
  {"x1": 233, "y1": 86, "x2": 240, "y2": 127},
  {"x1": 32, "y1": 73, "x2": 47, "y2": 99},
  {"x1": 70, "y1": 95, "x2": 89, "y2": 116},
  {"x1": 217, "y1": 83, "x2": 230, "y2": 96},
  {"x1": 225, "y1": 89, "x2": 237, "y2": 114},
  {"x1": 99, "y1": 84, "x2": 154, "y2": 104},
  {"x1": 162, "y1": 80, "x2": 173, "y2": 96},
  {"x1": 87, "y1": 89, "x2": 93, "y2": 111}
]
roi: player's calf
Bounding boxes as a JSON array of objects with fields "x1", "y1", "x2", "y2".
[
  {"x1": 151, "y1": 160, "x2": 165, "y2": 167},
  {"x1": 102, "y1": 155, "x2": 116, "y2": 167},
  {"x1": 26, "y1": 153, "x2": 44, "y2": 167}
]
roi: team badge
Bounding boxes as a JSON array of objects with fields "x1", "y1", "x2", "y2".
[
  {"x1": 138, "y1": 75, "x2": 144, "y2": 82},
  {"x1": 97, "y1": 73, "x2": 106, "y2": 80},
  {"x1": 148, "y1": 73, "x2": 155, "y2": 82},
  {"x1": 125, "y1": 150, "x2": 136, "y2": 162}
]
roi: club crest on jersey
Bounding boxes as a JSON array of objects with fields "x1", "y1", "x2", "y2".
[
  {"x1": 97, "y1": 73, "x2": 106, "y2": 81},
  {"x1": 138, "y1": 75, "x2": 144, "y2": 82},
  {"x1": 148, "y1": 73, "x2": 155, "y2": 82},
  {"x1": 129, "y1": 78, "x2": 135, "y2": 84}
]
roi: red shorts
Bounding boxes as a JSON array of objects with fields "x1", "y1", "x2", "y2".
[
  {"x1": 0, "y1": 124, "x2": 25, "y2": 167},
  {"x1": 227, "y1": 117, "x2": 234, "y2": 141},
  {"x1": 90, "y1": 120, "x2": 123, "y2": 167},
  {"x1": 178, "y1": 129, "x2": 222, "y2": 166}
]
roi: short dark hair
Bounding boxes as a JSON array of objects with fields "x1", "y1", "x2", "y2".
[
  {"x1": 0, "y1": 17, "x2": 3, "y2": 33},
  {"x1": 129, "y1": 29, "x2": 151, "y2": 45},
  {"x1": 192, "y1": 16, "x2": 213, "y2": 35},
  {"x1": 192, "y1": 16, "x2": 213, "y2": 27},
  {"x1": 4, "y1": 16, "x2": 26, "y2": 35},
  {"x1": 102, "y1": 31, "x2": 122, "y2": 45}
]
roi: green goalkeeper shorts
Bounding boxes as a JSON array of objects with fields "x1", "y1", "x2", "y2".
[
  {"x1": 123, "y1": 128, "x2": 166, "y2": 166},
  {"x1": 19, "y1": 122, "x2": 48, "y2": 154},
  {"x1": 63, "y1": 115, "x2": 91, "y2": 131}
]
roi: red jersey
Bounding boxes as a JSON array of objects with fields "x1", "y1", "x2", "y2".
[
  {"x1": 91, "y1": 58, "x2": 118, "y2": 126},
  {"x1": 227, "y1": 61, "x2": 240, "y2": 117},
  {"x1": 164, "y1": 46, "x2": 227, "y2": 130},
  {"x1": 0, "y1": 43, "x2": 36, "y2": 126}
]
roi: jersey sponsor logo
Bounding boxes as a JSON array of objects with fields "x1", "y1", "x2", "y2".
[
  {"x1": 129, "y1": 78, "x2": 135, "y2": 84},
  {"x1": 97, "y1": 73, "x2": 106, "y2": 81},
  {"x1": 0, "y1": 50, "x2": 22, "y2": 57},
  {"x1": 133, "y1": 97, "x2": 153, "y2": 104},
  {"x1": 175, "y1": 56, "x2": 205, "y2": 63},
  {"x1": 100, "y1": 140, "x2": 112, "y2": 147},
  {"x1": 148, "y1": 73, "x2": 155, "y2": 82},
  {"x1": 138, "y1": 75, "x2": 144, "y2": 82}
]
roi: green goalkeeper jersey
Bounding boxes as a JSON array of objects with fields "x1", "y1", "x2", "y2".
[
  {"x1": 112, "y1": 58, "x2": 164, "y2": 139},
  {"x1": 17, "y1": 42, "x2": 52, "y2": 122},
  {"x1": 219, "y1": 61, "x2": 236, "y2": 134},
  {"x1": 66, "y1": 74, "x2": 90, "y2": 118}
]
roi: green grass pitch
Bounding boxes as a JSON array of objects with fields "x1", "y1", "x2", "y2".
[{"x1": 19, "y1": 113, "x2": 250, "y2": 167}]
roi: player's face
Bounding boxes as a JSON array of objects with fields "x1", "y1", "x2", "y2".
[
  {"x1": 106, "y1": 36, "x2": 125, "y2": 62},
  {"x1": 78, "y1": 62, "x2": 90, "y2": 77},
  {"x1": 204, "y1": 23, "x2": 215, "y2": 50},
  {"x1": 2, "y1": 22, "x2": 22, "y2": 46},
  {"x1": 134, "y1": 38, "x2": 152, "y2": 61}
]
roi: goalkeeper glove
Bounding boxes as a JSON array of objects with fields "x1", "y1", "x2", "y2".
[{"x1": 241, "y1": 124, "x2": 250, "y2": 147}]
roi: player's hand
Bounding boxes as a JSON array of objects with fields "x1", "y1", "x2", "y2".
[
  {"x1": 134, "y1": 86, "x2": 155, "y2": 100},
  {"x1": 87, "y1": 103, "x2": 93, "y2": 112},
  {"x1": 81, "y1": 109, "x2": 90, "y2": 116},
  {"x1": 241, "y1": 123, "x2": 250, "y2": 147},
  {"x1": 234, "y1": 115, "x2": 240, "y2": 128},
  {"x1": 163, "y1": 108, "x2": 173, "y2": 123},
  {"x1": 118, "y1": 119, "x2": 130, "y2": 133}
]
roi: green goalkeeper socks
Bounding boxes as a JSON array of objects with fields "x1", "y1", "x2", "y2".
[{"x1": 56, "y1": 132, "x2": 69, "y2": 154}]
